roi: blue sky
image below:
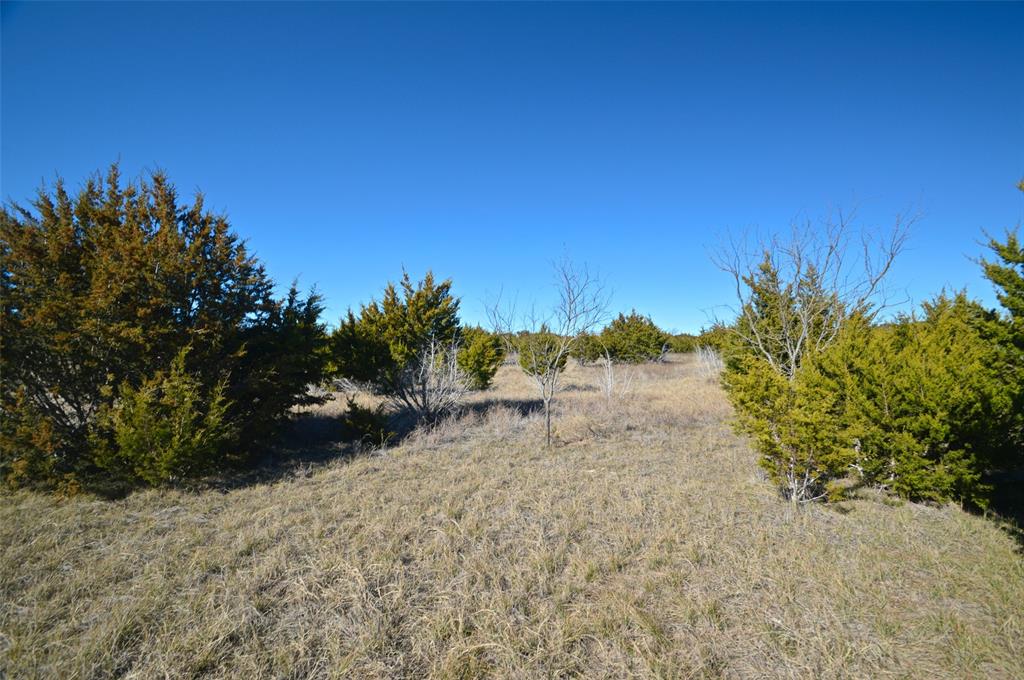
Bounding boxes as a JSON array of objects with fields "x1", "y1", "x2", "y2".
[{"x1": 2, "y1": 2, "x2": 1022, "y2": 333}]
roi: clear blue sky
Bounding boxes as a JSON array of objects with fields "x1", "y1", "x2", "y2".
[{"x1": 3, "y1": 2, "x2": 1022, "y2": 333}]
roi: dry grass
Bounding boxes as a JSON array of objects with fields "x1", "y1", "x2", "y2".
[{"x1": 2, "y1": 356, "x2": 1022, "y2": 678}]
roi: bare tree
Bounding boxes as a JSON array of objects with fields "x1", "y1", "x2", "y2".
[
  {"x1": 489, "y1": 259, "x2": 610, "y2": 446},
  {"x1": 713, "y1": 209, "x2": 913, "y2": 381},
  {"x1": 388, "y1": 335, "x2": 471, "y2": 422}
]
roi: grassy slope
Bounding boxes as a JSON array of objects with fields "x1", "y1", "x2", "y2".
[{"x1": 2, "y1": 357, "x2": 1022, "y2": 679}]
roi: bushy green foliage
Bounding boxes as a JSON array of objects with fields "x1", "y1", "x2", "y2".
[
  {"x1": 328, "y1": 312, "x2": 393, "y2": 392},
  {"x1": 0, "y1": 390, "x2": 63, "y2": 489},
  {"x1": 517, "y1": 328, "x2": 569, "y2": 377},
  {"x1": 727, "y1": 293, "x2": 1018, "y2": 507},
  {"x1": 726, "y1": 350, "x2": 849, "y2": 503},
  {"x1": 0, "y1": 166, "x2": 328, "y2": 489},
  {"x1": 666, "y1": 333, "x2": 698, "y2": 353},
  {"x1": 340, "y1": 398, "x2": 395, "y2": 449},
  {"x1": 599, "y1": 311, "x2": 669, "y2": 363},
  {"x1": 731, "y1": 253, "x2": 844, "y2": 380},
  {"x1": 91, "y1": 349, "x2": 235, "y2": 486},
  {"x1": 569, "y1": 332, "x2": 604, "y2": 365},
  {"x1": 696, "y1": 324, "x2": 733, "y2": 353},
  {"x1": 230, "y1": 286, "x2": 331, "y2": 444},
  {"x1": 720, "y1": 224, "x2": 1023, "y2": 507},
  {"x1": 979, "y1": 225, "x2": 1024, "y2": 456},
  {"x1": 982, "y1": 230, "x2": 1024, "y2": 322},
  {"x1": 332, "y1": 271, "x2": 459, "y2": 384},
  {"x1": 457, "y1": 326, "x2": 505, "y2": 389},
  {"x1": 330, "y1": 271, "x2": 467, "y2": 420},
  {"x1": 719, "y1": 248, "x2": 870, "y2": 502},
  {"x1": 813, "y1": 296, "x2": 1016, "y2": 506}
]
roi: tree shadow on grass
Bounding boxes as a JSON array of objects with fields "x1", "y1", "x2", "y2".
[
  {"x1": 460, "y1": 397, "x2": 545, "y2": 421},
  {"x1": 221, "y1": 396, "x2": 547, "y2": 491},
  {"x1": 89, "y1": 396, "x2": 548, "y2": 498},
  {"x1": 186, "y1": 414, "x2": 359, "y2": 493},
  {"x1": 984, "y1": 467, "x2": 1024, "y2": 552},
  {"x1": 84, "y1": 413, "x2": 361, "y2": 499},
  {"x1": 375, "y1": 397, "x2": 545, "y2": 446}
]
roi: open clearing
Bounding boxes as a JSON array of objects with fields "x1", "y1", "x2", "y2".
[{"x1": 2, "y1": 356, "x2": 1022, "y2": 678}]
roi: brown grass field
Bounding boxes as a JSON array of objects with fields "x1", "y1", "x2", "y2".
[{"x1": 2, "y1": 355, "x2": 1022, "y2": 678}]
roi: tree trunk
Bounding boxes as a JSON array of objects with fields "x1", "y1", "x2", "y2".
[{"x1": 544, "y1": 399, "x2": 552, "y2": 447}]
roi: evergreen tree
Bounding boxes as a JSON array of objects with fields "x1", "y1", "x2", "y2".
[
  {"x1": 696, "y1": 324, "x2": 732, "y2": 353},
  {"x1": 599, "y1": 311, "x2": 669, "y2": 363},
  {"x1": 0, "y1": 165, "x2": 328, "y2": 488},
  {"x1": 569, "y1": 332, "x2": 603, "y2": 365},
  {"x1": 727, "y1": 347, "x2": 849, "y2": 503},
  {"x1": 516, "y1": 326, "x2": 570, "y2": 378},
  {"x1": 809, "y1": 294, "x2": 1013, "y2": 507},
  {"x1": 666, "y1": 333, "x2": 698, "y2": 353},
  {"x1": 457, "y1": 326, "x2": 506, "y2": 390},
  {"x1": 717, "y1": 220, "x2": 906, "y2": 503},
  {"x1": 978, "y1": 193, "x2": 1024, "y2": 457},
  {"x1": 91, "y1": 348, "x2": 235, "y2": 486},
  {"x1": 331, "y1": 271, "x2": 468, "y2": 421}
]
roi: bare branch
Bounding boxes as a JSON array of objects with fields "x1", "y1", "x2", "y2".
[
  {"x1": 712, "y1": 209, "x2": 913, "y2": 382},
  {"x1": 486, "y1": 258, "x2": 610, "y2": 445}
]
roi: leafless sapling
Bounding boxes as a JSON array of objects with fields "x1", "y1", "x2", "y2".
[{"x1": 489, "y1": 259, "x2": 610, "y2": 446}]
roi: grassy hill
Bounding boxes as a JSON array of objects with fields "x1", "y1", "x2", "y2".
[{"x1": 2, "y1": 356, "x2": 1022, "y2": 678}]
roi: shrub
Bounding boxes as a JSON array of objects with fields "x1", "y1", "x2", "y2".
[
  {"x1": 569, "y1": 331, "x2": 604, "y2": 365},
  {"x1": 979, "y1": 224, "x2": 1024, "y2": 460},
  {"x1": 230, "y1": 286, "x2": 332, "y2": 444},
  {"x1": 0, "y1": 166, "x2": 329, "y2": 489},
  {"x1": 0, "y1": 390, "x2": 63, "y2": 489},
  {"x1": 340, "y1": 397, "x2": 395, "y2": 449},
  {"x1": 667, "y1": 333, "x2": 698, "y2": 353},
  {"x1": 720, "y1": 205, "x2": 1021, "y2": 508},
  {"x1": 599, "y1": 311, "x2": 669, "y2": 363},
  {"x1": 716, "y1": 218, "x2": 908, "y2": 503},
  {"x1": 810, "y1": 295, "x2": 1014, "y2": 507},
  {"x1": 457, "y1": 326, "x2": 506, "y2": 389},
  {"x1": 516, "y1": 327, "x2": 570, "y2": 377},
  {"x1": 728, "y1": 294, "x2": 1017, "y2": 508},
  {"x1": 331, "y1": 271, "x2": 469, "y2": 421},
  {"x1": 726, "y1": 350, "x2": 849, "y2": 503},
  {"x1": 696, "y1": 325, "x2": 732, "y2": 353},
  {"x1": 91, "y1": 349, "x2": 235, "y2": 486}
]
